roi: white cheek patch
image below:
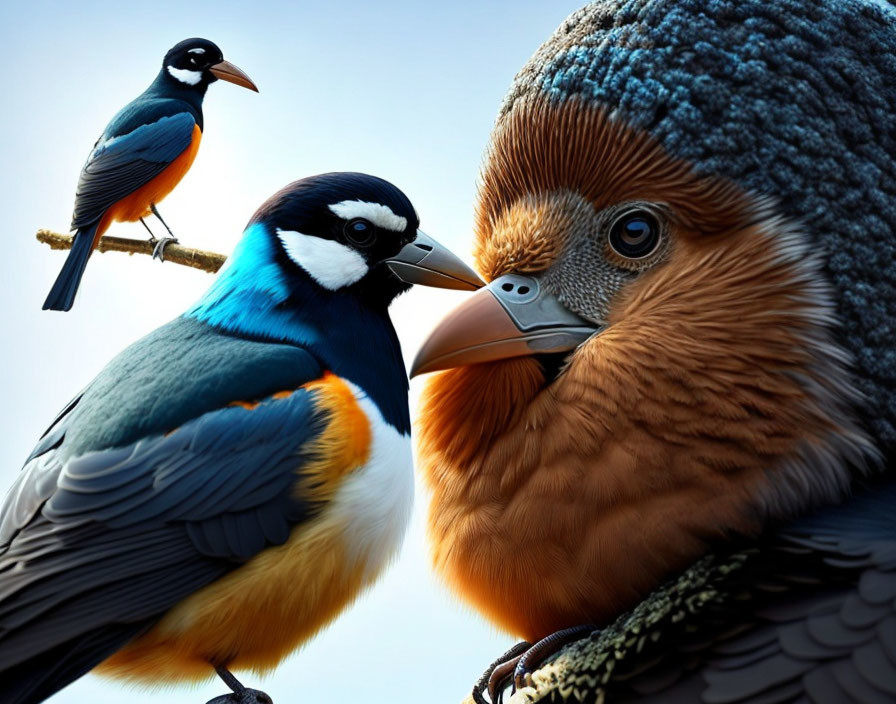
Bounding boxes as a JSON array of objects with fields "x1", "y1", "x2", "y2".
[
  {"x1": 167, "y1": 65, "x2": 203, "y2": 85},
  {"x1": 328, "y1": 200, "x2": 408, "y2": 232},
  {"x1": 276, "y1": 229, "x2": 369, "y2": 290}
]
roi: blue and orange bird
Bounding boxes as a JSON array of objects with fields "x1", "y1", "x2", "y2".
[
  {"x1": 2, "y1": 172, "x2": 482, "y2": 704},
  {"x1": 42, "y1": 38, "x2": 257, "y2": 312}
]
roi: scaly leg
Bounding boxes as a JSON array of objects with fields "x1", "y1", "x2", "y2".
[
  {"x1": 139, "y1": 217, "x2": 158, "y2": 247},
  {"x1": 205, "y1": 665, "x2": 273, "y2": 704}
]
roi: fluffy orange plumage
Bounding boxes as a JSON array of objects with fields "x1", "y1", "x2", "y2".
[{"x1": 417, "y1": 98, "x2": 870, "y2": 641}]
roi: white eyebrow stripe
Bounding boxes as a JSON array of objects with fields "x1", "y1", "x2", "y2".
[
  {"x1": 188, "y1": 48, "x2": 206, "y2": 54},
  {"x1": 167, "y1": 66, "x2": 203, "y2": 85},
  {"x1": 328, "y1": 200, "x2": 408, "y2": 232},
  {"x1": 276, "y1": 229, "x2": 368, "y2": 290}
]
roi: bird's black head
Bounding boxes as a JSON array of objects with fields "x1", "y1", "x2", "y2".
[
  {"x1": 250, "y1": 172, "x2": 427, "y2": 306},
  {"x1": 161, "y1": 38, "x2": 257, "y2": 93}
]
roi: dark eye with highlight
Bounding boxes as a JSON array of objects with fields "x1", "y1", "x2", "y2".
[
  {"x1": 608, "y1": 209, "x2": 662, "y2": 260},
  {"x1": 344, "y1": 219, "x2": 377, "y2": 247}
]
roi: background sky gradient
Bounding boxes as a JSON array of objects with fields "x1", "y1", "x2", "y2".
[{"x1": 0, "y1": 1, "x2": 579, "y2": 702}]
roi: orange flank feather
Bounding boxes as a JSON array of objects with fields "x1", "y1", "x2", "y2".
[
  {"x1": 227, "y1": 391, "x2": 295, "y2": 411},
  {"x1": 227, "y1": 400, "x2": 259, "y2": 410},
  {"x1": 91, "y1": 124, "x2": 202, "y2": 244},
  {"x1": 98, "y1": 373, "x2": 373, "y2": 682},
  {"x1": 418, "y1": 99, "x2": 868, "y2": 642},
  {"x1": 296, "y1": 373, "x2": 371, "y2": 503}
]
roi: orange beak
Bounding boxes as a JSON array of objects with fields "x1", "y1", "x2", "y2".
[
  {"x1": 410, "y1": 274, "x2": 600, "y2": 377},
  {"x1": 210, "y1": 60, "x2": 259, "y2": 92}
]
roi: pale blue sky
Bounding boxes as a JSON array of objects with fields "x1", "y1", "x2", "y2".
[{"x1": 0, "y1": 1, "x2": 580, "y2": 703}]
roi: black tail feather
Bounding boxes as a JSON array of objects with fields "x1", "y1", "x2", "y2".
[
  {"x1": 42, "y1": 224, "x2": 98, "y2": 312},
  {"x1": 0, "y1": 621, "x2": 148, "y2": 704}
]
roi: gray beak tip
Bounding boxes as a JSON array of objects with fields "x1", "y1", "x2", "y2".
[{"x1": 387, "y1": 232, "x2": 484, "y2": 291}]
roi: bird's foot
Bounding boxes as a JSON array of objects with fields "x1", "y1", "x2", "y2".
[
  {"x1": 206, "y1": 666, "x2": 273, "y2": 704},
  {"x1": 205, "y1": 692, "x2": 271, "y2": 704},
  {"x1": 151, "y1": 236, "x2": 179, "y2": 262},
  {"x1": 472, "y1": 641, "x2": 530, "y2": 704},
  {"x1": 473, "y1": 625, "x2": 596, "y2": 703}
]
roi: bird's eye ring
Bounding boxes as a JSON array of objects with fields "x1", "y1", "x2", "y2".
[
  {"x1": 607, "y1": 209, "x2": 662, "y2": 260},
  {"x1": 344, "y1": 219, "x2": 377, "y2": 247}
]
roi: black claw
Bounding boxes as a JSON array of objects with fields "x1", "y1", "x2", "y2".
[
  {"x1": 472, "y1": 640, "x2": 531, "y2": 704},
  {"x1": 152, "y1": 237, "x2": 179, "y2": 262},
  {"x1": 512, "y1": 625, "x2": 597, "y2": 691}
]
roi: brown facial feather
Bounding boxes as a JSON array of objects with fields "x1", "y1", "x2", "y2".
[
  {"x1": 418, "y1": 98, "x2": 873, "y2": 640},
  {"x1": 475, "y1": 97, "x2": 749, "y2": 280},
  {"x1": 475, "y1": 191, "x2": 588, "y2": 280}
]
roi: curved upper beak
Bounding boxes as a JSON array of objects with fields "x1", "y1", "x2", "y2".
[
  {"x1": 210, "y1": 60, "x2": 259, "y2": 92},
  {"x1": 410, "y1": 274, "x2": 601, "y2": 377},
  {"x1": 387, "y1": 231, "x2": 484, "y2": 291}
]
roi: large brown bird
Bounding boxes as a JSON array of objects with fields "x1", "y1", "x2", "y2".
[{"x1": 413, "y1": 0, "x2": 896, "y2": 701}]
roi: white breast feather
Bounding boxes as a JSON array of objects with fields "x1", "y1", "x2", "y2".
[{"x1": 331, "y1": 384, "x2": 414, "y2": 579}]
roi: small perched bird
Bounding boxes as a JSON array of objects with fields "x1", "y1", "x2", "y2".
[
  {"x1": 43, "y1": 37, "x2": 258, "y2": 312},
  {"x1": 414, "y1": 0, "x2": 896, "y2": 701},
  {"x1": 2, "y1": 172, "x2": 481, "y2": 704}
]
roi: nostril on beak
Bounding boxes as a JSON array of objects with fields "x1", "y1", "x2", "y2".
[
  {"x1": 414, "y1": 243, "x2": 433, "y2": 252},
  {"x1": 500, "y1": 282, "x2": 531, "y2": 295}
]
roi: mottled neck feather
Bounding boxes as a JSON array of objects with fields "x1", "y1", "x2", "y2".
[{"x1": 187, "y1": 223, "x2": 410, "y2": 433}]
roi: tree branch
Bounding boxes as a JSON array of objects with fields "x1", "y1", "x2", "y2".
[{"x1": 36, "y1": 229, "x2": 226, "y2": 274}]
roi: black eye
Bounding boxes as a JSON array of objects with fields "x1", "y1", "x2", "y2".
[
  {"x1": 344, "y1": 218, "x2": 376, "y2": 247},
  {"x1": 608, "y1": 209, "x2": 662, "y2": 260}
]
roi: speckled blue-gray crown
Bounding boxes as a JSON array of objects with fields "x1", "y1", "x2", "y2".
[{"x1": 499, "y1": 0, "x2": 896, "y2": 453}]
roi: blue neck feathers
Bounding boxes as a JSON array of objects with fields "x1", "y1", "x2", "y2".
[
  {"x1": 186, "y1": 223, "x2": 410, "y2": 434},
  {"x1": 142, "y1": 71, "x2": 207, "y2": 126}
]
